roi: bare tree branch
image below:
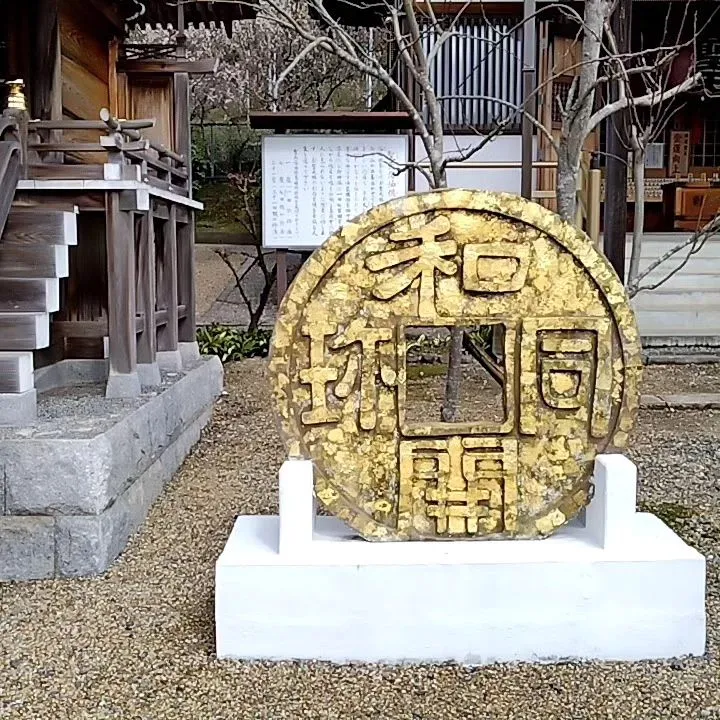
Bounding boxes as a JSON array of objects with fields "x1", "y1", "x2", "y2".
[{"x1": 628, "y1": 213, "x2": 720, "y2": 298}]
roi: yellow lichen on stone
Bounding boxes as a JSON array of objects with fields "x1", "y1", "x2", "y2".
[{"x1": 268, "y1": 190, "x2": 642, "y2": 541}]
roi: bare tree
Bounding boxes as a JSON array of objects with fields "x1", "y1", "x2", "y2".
[
  {"x1": 240, "y1": 0, "x2": 714, "y2": 416},
  {"x1": 242, "y1": 0, "x2": 546, "y2": 420},
  {"x1": 607, "y1": 6, "x2": 704, "y2": 288},
  {"x1": 216, "y1": 169, "x2": 277, "y2": 330},
  {"x1": 627, "y1": 212, "x2": 720, "y2": 299},
  {"x1": 133, "y1": 13, "x2": 373, "y2": 121}
]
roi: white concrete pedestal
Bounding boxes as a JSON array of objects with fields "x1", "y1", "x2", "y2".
[{"x1": 216, "y1": 455, "x2": 706, "y2": 664}]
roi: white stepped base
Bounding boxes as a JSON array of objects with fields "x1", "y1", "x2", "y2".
[{"x1": 216, "y1": 456, "x2": 706, "y2": 665}]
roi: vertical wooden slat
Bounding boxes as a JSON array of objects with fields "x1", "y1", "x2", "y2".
[
  {"x1": 177, "y1": 209, "x2": 196, "y2": 342},
  {"x1": 174, "y1": 73, "x2": 191, "y2": 196},
  {"x1": 136, "y1": 210, "x2": 157, "y2": 366},
  {"x1": 117, "y1": 72, "x2": 128, "y2": 118},
  {"x1": 158, "y1": 204, "x2": 179, "y2": 352},
  {"x1": 276, "y1": 250, "x2": 288, "y2": 303},
  {"x1": 106, "y1": 192, "x2": 136, "y2": 376},
  {"x1": 108, "y1": 38, "x2": 119, "y2": 117}
]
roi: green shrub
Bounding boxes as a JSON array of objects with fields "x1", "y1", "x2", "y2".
[{"x1": 197, "y1": 324, "x2": 271, "y2": 362}]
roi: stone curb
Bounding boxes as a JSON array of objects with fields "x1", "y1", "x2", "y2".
[{"x1": 640, "y1": 393, "x2": 720, "y2": 410}]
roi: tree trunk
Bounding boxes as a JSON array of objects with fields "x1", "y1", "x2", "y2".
[
  {"x1": 628, "y1": 147, "x2": 645, "y2": 286},
  {"x1": 442, "y1": 326, "x2": 464, "y2": 422},
  {"x1": 556, "y1": 150, "x2": 578, "y2": 222},
  {"x1": 424, "y1": 137, "x2": 467, "y2": 423},
  {"x1": 555, "y1": 0, "x2": 614, "y2": 223}
]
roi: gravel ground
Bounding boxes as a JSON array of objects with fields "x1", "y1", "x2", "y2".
[
  {"x1": 643, "y1": 364, "x2": 720, "y2": 396},
  {"x1": 406, "y1": 363, "x2": 504, "y2": 424},
  {"x1": 0, "y1": 371, "x2": 183, "y2": 440},
  {"x1": 195, "y1": 247, "x2": 304, "y2": 327},
  {"x1": 2, "y1": 359, "x2": 720, "y2": 719},
  {"x1": 195, "y1": 245, "x2": 244, "y2": 319}
]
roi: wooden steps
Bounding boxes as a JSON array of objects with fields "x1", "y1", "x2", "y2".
[
  {"x1": 0, "y1": 277, "x2": 60, "y2": 312},
  {"x1": 0, "y1": 242, "x2": 69, "y2": 278},
  {"x1": 2, "y1": 208, "x2": 78, "y2": 246},
  {"x1": 0, "y1": 209, "x2": 76, "y2": 365},
  {"x1": 0, "y1": 312, "x2": 51, "y2": 350}
]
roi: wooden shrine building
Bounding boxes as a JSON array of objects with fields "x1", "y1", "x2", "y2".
[
  {"x1": 0, "y1": 0, "x2": 253, "y2": 424},
  {"x1": 316, "y1": 0, "x2": 720, "y2": 237}
]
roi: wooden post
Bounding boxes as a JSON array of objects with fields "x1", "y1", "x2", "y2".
[
  {"x1": 157, "y1": 204, "x2": 181, "y2": 370},
  {"x1": 136, "y1": 211, "x2": 160, "y2": 385},
  {"x1": 603, "y1": 0, "x2": 632, "y2": 281},
  {"x1": 109, "y1": 39, "x2": 119, "y2": 117},
  {"x1": 174, "y1": 74, "x2": 191, "y2": 197},
  {"x1": 521, "y1": 0, "x2": 537, "y2": 200},
  {"x1": 177, "y1": 209, "x2": 198, "y2": 366},
  {"x1": 105, "y1": 192, "x2": 140, "y2": 397},
  {"x1": 588, "y1": 162, "x2": 602, "y2": 248},
  {"x1": 276, "y1": 250, "x2": 288, "y2": 303},
  {"x1": 407, "y1": 129, "x2": 416, "y2": 192}
]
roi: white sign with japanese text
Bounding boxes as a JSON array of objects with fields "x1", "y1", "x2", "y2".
[{"x1": 261, "y1": 134, "x2": 409, "y2": 249}]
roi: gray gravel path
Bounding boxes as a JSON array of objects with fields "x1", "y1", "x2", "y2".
[{"x1": 1, "y1": 359, "x2": 720, "y2": 719}]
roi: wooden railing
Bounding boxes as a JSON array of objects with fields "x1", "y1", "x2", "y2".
[
  {"x1": 46, "y1": 188, "x2": 197, "y2": 398},
  {"x1": 0, "y1": 113, "x2": 22, "y2": 238},
  {"x1": 25, "y1": 109, "x2": 189, "y2": 196}
]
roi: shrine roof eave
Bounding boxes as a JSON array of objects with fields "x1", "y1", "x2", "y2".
[
  {"x1": 128, "y1": 0, "x2": 257, "y2": 34},
  {"x1": 248, "y1": 111, "x2": 415, "y2": 132},
  {"x1": 317, "y1": 0, "x2": 705, "y2": 28}
]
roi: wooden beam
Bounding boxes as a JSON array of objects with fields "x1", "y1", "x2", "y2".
[
  {"x1": 0, "y1": 277, "x2": 59, "y2": 312},
  {"x1": 0, "y1": 243, "x2": 68, "y2": 278},
  {"x1": 248, "y1": 110, "x2": 415, "y2": 131},
  {"x1": 53, "y1": 316, "x2": 144, "y2": 337},
  {"x1": 52, "y1": 320, "x2": 106, "y2": 338},
  {"x1": 105, "y1": 193, "x2": 136, "y2": 376},
  {"x1": 136, "y1": 212, "x2": 157, "y2": 366},
  {"x1": 157, "y1": 204, "x2": 179, "y2": 353},
  {"x1": 13, "y1": 191, "x2": 105, "y2": 211},
  {"x1": 0, "y1": 352, "x2": 34, "y2": 393},
  {"x1": 154, "y1": 309, "x2": 168, "y2": 327},
  {"x1": 28, "y1": 164, "x2": 104, "y2": 180},
  {"x1": 4, "y1": 208, "x2": 77, "y2": 245},
  {"x1": 30, "y1": 0, "x2": 60, "y2": 120},
  {"x1": 152, "y1": 202, "x2": 170, "y2": 221},
  {"x1": 0, "y1": 312, "x2": 50, "y2": 350},
  {"x1": 119, "y1": 58, "x2": 220, "y2": 75}
]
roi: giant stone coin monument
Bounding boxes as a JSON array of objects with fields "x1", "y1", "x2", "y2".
[
  {"x1": 269, "y1": 189, "x2": 642, "y2": 540},
  {"x1": 217, "y1": 189, "x2": 705, "y2": 665}
]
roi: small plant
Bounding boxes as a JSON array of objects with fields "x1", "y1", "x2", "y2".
[
  {"x1": 197, "y1": 324, "x2": 271, "y2": 362},
  {"x1": 466, "y1": 326, "x2": 493, "y2": 350}
]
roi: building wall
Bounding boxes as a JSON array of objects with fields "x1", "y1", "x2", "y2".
[
  {"x1": 59, "y1": 0, "x2": 111, "y2": 121},
  {"x1": 413, "y1": 134, "x2": 536, "y2": 195}
]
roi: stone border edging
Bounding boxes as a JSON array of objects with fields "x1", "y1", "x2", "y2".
[{"x1": 640, "y1": 393, "x2": 720, "y2": 409}]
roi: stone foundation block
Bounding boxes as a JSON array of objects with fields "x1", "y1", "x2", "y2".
[
  {"x1": 55, "y1": 407, "x2": 211, "y2": 577},
  {"x1": 0, "y1": 389, "x2": 37, "y2": 427},
  {"x1": 0, "y1": 356, "x2": 223, "y2": 580},
  {"x1": 0, "y1": 517, "x2": 55, "y2": 581},
  {"x1": 179, "y1": 341, "x2": 201, "y2": 369}
]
